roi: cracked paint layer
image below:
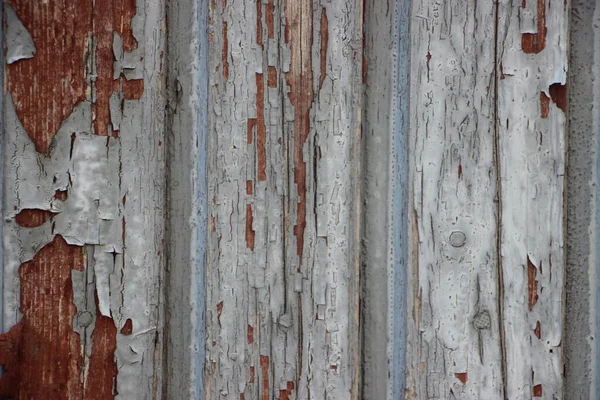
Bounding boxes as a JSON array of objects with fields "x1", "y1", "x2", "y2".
[
  {"x1": 206, "y1": 0, "x2": 363, "y2": 397},
  {"x1": 407, "y1": 0, "x2": 569, "y2": 397},
  {"x1": 5, "y1": 4, "x2": 35, "y2": 64},
  {"x1": 1, "y1": 2, "x2": 166, "y2": 398},
  {"x1": 497, "y1": 0, "x2": 569, "y2": 395},
  {"x1": 407, "y1": 0, "x2": 503, "y2": 398}
]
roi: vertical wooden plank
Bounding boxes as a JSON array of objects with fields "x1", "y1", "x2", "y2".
[
  {"x1": 361, "y1": 0, "x2": 410, "y2": 398},
  {"x1": 564, "y1": 0, "x2": 596, "y2": 397},
  {"x1": 205, "y1": 0, "x2": 264, "y2": 396},
  {"x1": 1, "y1": 1, "x2": 167, "y2": 397},
  {"x1": 406, "y1": 0, "x2": 504, "y2": 398},
  {"x1": 0, "y1": 0, "x2": 4, "y2": 337},
  {"x1": 165, "y1": 0, "x2": 208, "y2": 397},
  {"x1": 496, "y1": 0, "x2": 569, "y2": 397},
  {"x1": 594, "y1": 5, "x2": 600, "y2": 397},
  {"x1": 206, "y1": 0, "x2": 363, "y2": 397}
]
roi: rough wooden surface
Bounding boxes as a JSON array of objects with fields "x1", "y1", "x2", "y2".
[
  {"x1": 564, "y1": 1, "x2": 597, "y2": 397},
  {"x1": 1, "y1": 1, "x2": 167, "y2": 398},
  {"x1": 165, "y1": 0, "x2": 208, "y2": 397},
  {"x1": 361, "y1": 0, "x2": 410, "y2": 398},
  {"x1": 407, "y1": 0, "x2": 569, "y2": 398},
  {"x1": 0, "y1": 0, "x2": 576, "y2": 398},
  {"x1": 407, "y1": 0, "x2": 504, "y2": 397},
  {"x1": 205, "y1": 0, "x2": 363, "y2": 398},
  {"x1": 497, "y1": 0, "x2": 569, "y2": 397}
]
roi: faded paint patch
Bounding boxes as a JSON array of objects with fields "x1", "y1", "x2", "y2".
[
  {"x1": 540, "y1": 92, "x2": 550, "y2": 118},
  {"x1": 84, "y1": 311, "x2": 118, "y2": 398},
  {"x1": 14, "y1": 209, "x2": 53, "y2": 228},
  {"x1": 93, "y1": 0, "x2": 142, "y2": 136},
  {"x1": 222, "y1": 22, "x2": 229, "y2": 79},
  {"x1": 0, "y1": 237, "x2": 84, "y2": 398},
  {"x1": 260, "y1": 355, "x2": 270, "y2": 400},
  {"x1": 549, "y1": 83, "x2": 568, "y2": 112},
  {"x1": 246, "y1": 204, "x2": 255, "y2": 250},
  {"x1": 319, "y1": 8, "x2": 328, "y2": 91},
  {"x1": 266, "y1": 0, "x2": 274, "y2": 39},
  {"x1": 267, "y1": 66, "x2": 277, "y2": 88},
  {"x1": 522, "y1": 0, "x2": 547, "y2": 54},
  {"x1": 455, "y1": 372, "x2": 468, "y2": 384},
  {"x1": 6, "y1": 0, "x2": 91, "y2": 154},
  {"x1": 279, "y1": 381, "x2": 295, "y2": 400},
  {"x1": 528, "y1": 257, "x2": 540, "y2": 310},
  {"x1": 5, "y1": 4, "x2": 35, "y2": 64},
  {"x1": 286, "y1": 0, "x2": 314, "y2": 264},
  {"x1": 256, "y1": 73, "x2": 267, "y2": 181}
]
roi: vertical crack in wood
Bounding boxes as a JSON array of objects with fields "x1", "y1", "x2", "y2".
[{"x1": 493, "y1": 0, "x2": 508, "y2": 393}]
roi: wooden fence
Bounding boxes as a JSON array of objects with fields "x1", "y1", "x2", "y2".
[{"x1": 0, "y1": 0, "x2": 597, "y2": 398}]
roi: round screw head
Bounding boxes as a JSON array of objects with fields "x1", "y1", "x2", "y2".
[
  {"x1": 77, "y1": 311, "x2": 94, "y2": 327},
  {"x1": 449, "y1": 231, "x2": 466, "y2": 247}
]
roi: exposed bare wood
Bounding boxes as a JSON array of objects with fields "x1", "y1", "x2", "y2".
[
  {"x1": 205, "y1": 0, "x2": 363, "y2": 397},
  {"x1": 1, "y1": 1, "x2": 167, "y2": 397}
]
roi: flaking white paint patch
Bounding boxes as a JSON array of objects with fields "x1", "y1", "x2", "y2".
[
  {"x1": 406, "y1": 0, "x2": 504, "y2": 398},
  {"x1": 5, "y1": 4, "x2": 35, "y2": 64},
  {"x1": 3, "y1": 95, "x2": 123, "y2": 327},
  {"x1": 497, "y1": 0, "x2": 569, "y2": 397},
  {"x1": 2, "y1": 2, "x2": 167, "y2": 397}
]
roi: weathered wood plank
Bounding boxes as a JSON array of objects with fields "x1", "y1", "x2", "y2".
[
  {"x1": 406, "y1": 0, "x2": 504, "y2": 398},
  {"x1": 496, "y1": 0, "x2": 569, "y2": 397},
  {"x1": 361, "y1": 0, "x2": 410, "y2": 397},
  {"x1": 206, "y1": 0, "x2": 363, "y2": 397},
  {"x1": 165, "y1": 0, "x2": 208, "y2": 398},
  {"x1": 564, "y1": 0, "x2": 596, "y2": 397},
  {"x1": 1, "y1": 1, "x2": 167, "y2": 397}
]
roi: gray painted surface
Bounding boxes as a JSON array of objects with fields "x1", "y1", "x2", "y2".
[
  {"x1": 565, "y1": 1, "x2": 596, "y2": 398},
  {"x1": 165, "y1": 0, "x2": 208, "y2": 398},
  {"x1": 4, "y1": 4, "x2": 34, "y2": 65},
  {"x1": 1, "y1": 0, "x2": 597, "y2": 398},
  {"x1": 2, "y1": 1, "x2": 168, "y2": 397},
  {"x1": 362, "y1": 0, "x2": 410, "y2": 398},
  {"x1": 0, "y1": 0, "x2": 4, "y2": 340}
]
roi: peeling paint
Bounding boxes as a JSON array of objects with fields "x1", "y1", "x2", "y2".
[
  {"x1": 528, "y1": 257, "x2": 540, "y2": 311},
  {"x1": 5, "y1": 4, "x2": 35, "y2": 64},
  {"x1": 521, "y1": 0, "x2": 547, "y2": 54},
  {"x1": 2, "y1": 1, "x2": 166, "y2": 398},
  {"x1": 497, "y1": 0, "x2": 568, "y2": 395}
]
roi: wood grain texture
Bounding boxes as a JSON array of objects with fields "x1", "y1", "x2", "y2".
[
  {"x1": 361, "y1": 0, "x2": 410, "y2": 398},
  {"x1": 165, "y1": 0, "x2": 208, "y2": 397},
  {"x1": 407, "y1": 0, "x2": 570, "y2": 398},
  {"x1": 1, "y1": 1, "x2": 167, "y2": 398},
  {"x1": 407, "y1": 0, "x2": 504, "y2": 398},
  {"x1": 497, "y1": 0, "x2": 569, "y2": 397},
  {"x1": 206, "y1": 0, "x2": 363, "y2": 397}
]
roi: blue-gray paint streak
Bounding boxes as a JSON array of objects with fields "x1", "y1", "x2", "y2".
[
  {"x1": 194, "y1": 0, "x2": 208, "y2": 398},
  {"x1": 391, "y1": 0, "x2": 410, "y2": 397},
  {"x1": 0, "y1": 0, "x2": 4, "y2": 338}
]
